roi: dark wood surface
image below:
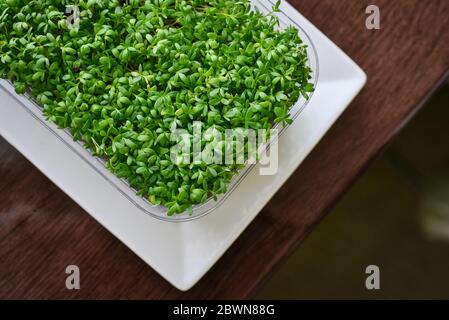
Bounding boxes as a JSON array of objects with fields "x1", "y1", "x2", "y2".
[{"x1": 1, "y1": 0, "x2": 448, "y2": 299}]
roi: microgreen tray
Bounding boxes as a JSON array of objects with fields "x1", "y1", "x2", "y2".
[{"x1": 1, "y1": 0, "x2": 318, "y2": 222}]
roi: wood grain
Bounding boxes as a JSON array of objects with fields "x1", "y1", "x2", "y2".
[{"x1": 1, "y1": 0, "x2": 449, "y2": 299}]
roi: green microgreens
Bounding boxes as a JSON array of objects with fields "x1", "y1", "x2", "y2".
[{"x1": 0, "y1": 0, "x2": 314, "y2": 215}]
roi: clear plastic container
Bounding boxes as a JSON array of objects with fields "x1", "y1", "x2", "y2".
[{"x1": 1, "y1": 0, "x2": 318, "y2": 222}]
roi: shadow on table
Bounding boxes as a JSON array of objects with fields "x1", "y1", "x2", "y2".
[{"x1": 257, "y1": 82, "x2": 449, "y2": 300}]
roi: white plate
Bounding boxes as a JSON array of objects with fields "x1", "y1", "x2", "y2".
[{"x1": 0, "y1": 0, "x2": 366, "y2": 291}]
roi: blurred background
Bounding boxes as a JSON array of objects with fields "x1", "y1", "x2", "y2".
[{"x1": 256, "y1": 81, "x2": 449, "y2": 299}]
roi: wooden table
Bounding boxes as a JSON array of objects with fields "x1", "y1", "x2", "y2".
[{"x1": 1, "y1": 0, "x2": 448, "y2": 299}]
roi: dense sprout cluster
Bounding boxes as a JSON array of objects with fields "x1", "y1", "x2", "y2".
[{"x1": 0, "y1": 0, "x2": 314, "y2": 215}]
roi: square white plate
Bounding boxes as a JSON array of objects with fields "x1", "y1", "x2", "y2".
[{"x1": 0, "y1": 0, "x2": 366, "y2": 291}]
